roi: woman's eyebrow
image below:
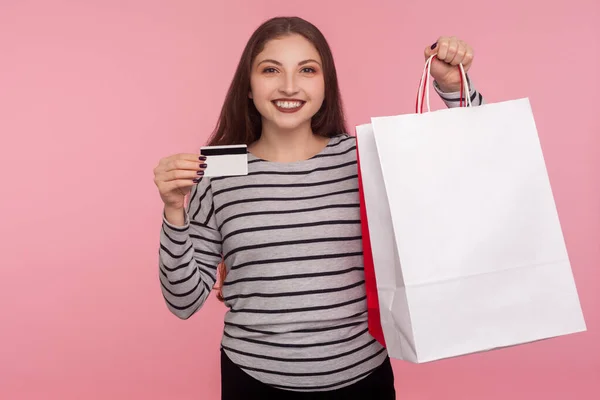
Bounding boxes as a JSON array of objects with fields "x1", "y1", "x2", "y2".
[{"x1": 257, "y1": 58, "x2": 322, "y2": 67}]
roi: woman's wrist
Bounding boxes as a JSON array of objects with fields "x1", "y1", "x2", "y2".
[{"x1": 164, "y1": 205, "x2": 186, "y2": 227}]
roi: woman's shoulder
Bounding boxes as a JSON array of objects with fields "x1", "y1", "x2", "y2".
[
  {"x1": 300, "y1": 133, "x2": 357, "y2": 166},
  {"x1": 331, "y1": 132, "x2": 355, "y2": 140},
  {"x1": 325, "y1": 133, "x2": 356, "y2": 149}
]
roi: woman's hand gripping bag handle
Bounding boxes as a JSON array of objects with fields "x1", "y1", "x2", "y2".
[{"x1": 416, "y1": 54, "x2": 472, "y2": 113}]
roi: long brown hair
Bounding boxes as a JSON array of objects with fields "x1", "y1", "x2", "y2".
[{"x1": 208, "y1": 16, "x2": 349, "y2": 301}]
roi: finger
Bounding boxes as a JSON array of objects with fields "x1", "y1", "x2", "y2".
[
  {"x1": 463, "y1": 45, "x2": 474, "y2": 68},
  {"x1": 435, "y1": 36, "x2": 449, "y2": 60},
  {"x1": 159, "y1": 168, "x2": 205, "y2": 183},
  {"x1": 442, "y1": 37, "x2": 459, "y2": 64},
  {"x1": 164, "y1": 158, "x2": 207, "y2": 173},
  {"x1": 450, "y1": 41, "x2": 467, "y2": 66},
  {"x1": 424, "y1": 40, "x2": 438, "y2": 58},
  {"x1": 171, "y1": 152, "x2": 204, "y2": 161},
  {"x1": 160, "y1": 153, "x2": 205, "y2": 167}
]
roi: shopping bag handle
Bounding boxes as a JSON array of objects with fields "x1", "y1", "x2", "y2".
[{"x1": 416, "y1": 54, "x2": 472, "y2": 114}]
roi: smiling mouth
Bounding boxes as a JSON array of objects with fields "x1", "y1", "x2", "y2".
[{"x1": 272, "y1": 100, "x2": 305, "y2": 113}]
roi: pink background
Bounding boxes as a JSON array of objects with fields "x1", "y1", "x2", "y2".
[{"x1": 1, "y1": 0, "x2": 598, "y2": 399}]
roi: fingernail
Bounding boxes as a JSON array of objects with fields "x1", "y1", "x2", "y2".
[
  {"x1": 193, "y1": 178, "x2": 200, "y2": 183},
  {"x1": 430, "y1": 42, "x2": 437, "y2": 50},
  {"x1": 199, "y1": 163, "x2": 207, "y2": 168},
  {"x1": 199, "y1": 156, "x2": 207, "y2": 161},
  {"x1": 197, "y1": 171, "x2": 204, "y2": 175}
]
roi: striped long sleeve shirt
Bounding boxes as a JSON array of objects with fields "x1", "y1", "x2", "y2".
[{"x1": 158, "y1": 82, "x2": 485, "y2": 391}]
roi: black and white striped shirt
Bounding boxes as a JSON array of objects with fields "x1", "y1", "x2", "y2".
[{"x1": 158, "y1": 84, "x2": 484, "y2": 391}]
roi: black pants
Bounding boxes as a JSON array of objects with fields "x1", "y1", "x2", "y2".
[{"x1": 221, "y1": 349, "x2": 396, "y2": 400}]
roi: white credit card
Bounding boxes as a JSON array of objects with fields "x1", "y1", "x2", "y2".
[{"x1": 200, "y1": 144, "x2": 248, "y2": 177}]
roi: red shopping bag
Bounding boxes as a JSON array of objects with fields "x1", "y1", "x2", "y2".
[{"x1": 356, "y1": 140, "x2": 386, "y2": 347}]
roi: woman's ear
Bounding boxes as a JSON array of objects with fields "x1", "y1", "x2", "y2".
[{"x1": 248, "y1": 91, "x2": 253, "y2": 99}]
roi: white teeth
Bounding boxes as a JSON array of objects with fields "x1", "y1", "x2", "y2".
[{"x1": 275, "y1": 101, "x2": 303, "y2": 109}]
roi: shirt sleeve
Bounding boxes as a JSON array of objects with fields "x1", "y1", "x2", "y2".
[
  {"x1": 434, "y1": 74, "x2": 485, "y2": 108},
  {"x1": 158, "y1": 177, "x2": 222, "y2": 319}
]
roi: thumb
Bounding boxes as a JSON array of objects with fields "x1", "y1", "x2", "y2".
[{"x1": 424, "y1": 41, "x2": 438, "y2": 59}]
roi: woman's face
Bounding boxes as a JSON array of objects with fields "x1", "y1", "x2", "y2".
[{"x1": 249, "y1": 34, "x2": 325, "y2": 134}]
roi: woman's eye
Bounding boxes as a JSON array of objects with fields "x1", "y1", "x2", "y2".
[{"x1": 261, "y1": 66, "x2": 317, "y2": 74}]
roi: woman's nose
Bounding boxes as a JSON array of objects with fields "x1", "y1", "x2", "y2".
[{"x1": 279, "y1": 73, "x2": 300, "y2": 96}]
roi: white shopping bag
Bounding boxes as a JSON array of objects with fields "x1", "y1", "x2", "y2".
[{"x1": 356, "y1": 55, "x2": 586, "y2": 363}]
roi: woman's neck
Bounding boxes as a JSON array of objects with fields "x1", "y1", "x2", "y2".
[{"x1": 249, "y1": 122, "x2": 329, "y2": 162}]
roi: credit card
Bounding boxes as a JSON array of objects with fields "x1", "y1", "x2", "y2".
[{"x1": 200, "y1": 144, "x2": 248, "y2": 177}]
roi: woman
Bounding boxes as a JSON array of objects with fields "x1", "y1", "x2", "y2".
[{"x1": 153, "y1": 16, "x2": 485, "y2": 400}]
